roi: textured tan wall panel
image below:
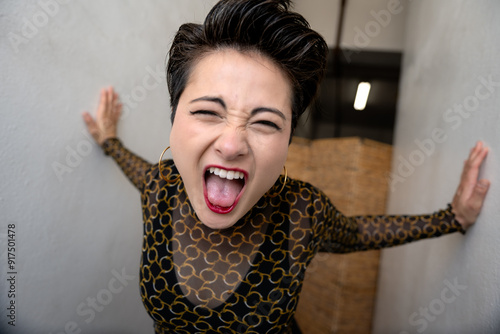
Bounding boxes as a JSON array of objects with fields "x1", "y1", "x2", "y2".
[{"x1": 289, "y1": 137, "x2": 392, "y2": 334}]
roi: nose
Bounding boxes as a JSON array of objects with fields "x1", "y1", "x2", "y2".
[{"x1": 214, "y1": 126, "x2": 249, "y2": 161}]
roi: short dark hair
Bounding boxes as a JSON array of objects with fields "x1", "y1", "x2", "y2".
[{"x1": 166, "y1": 0, "x2": 328, "y2": 137}]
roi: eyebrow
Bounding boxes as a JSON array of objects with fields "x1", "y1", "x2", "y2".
[
  {"x1": 251, "y1": 107, "x2": 286, "y2": 120},
  {"x1": 190, "y1": 96, "x2": 226, "y2": 109},
  {"x1": 190, "y1": 96, "x2": 286, "y2": 120}
]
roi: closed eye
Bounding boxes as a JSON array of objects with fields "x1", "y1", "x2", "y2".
[
  {"x1": 190, "y1": 110, "x2": 219, "y2": 117},
  {"x1": 255, "y1": 120, "x2": 281, "y2": 130}
]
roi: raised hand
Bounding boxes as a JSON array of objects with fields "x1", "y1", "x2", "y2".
[
  {"x1": 451, "y1": 141, "x2": 490, "y2": 230},
  {"x1": 82, "y1": 87, "x2": 122, "y2": 145}
]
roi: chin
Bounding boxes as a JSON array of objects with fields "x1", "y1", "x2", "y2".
[{"x1": 197, "y1": 210, "x2": 239, "y2": 230}]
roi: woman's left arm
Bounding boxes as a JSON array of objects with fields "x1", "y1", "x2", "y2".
[{"x1": 321, "y1": 142, "x2": 490, "y2": 253}]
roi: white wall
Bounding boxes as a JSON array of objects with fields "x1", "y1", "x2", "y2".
[
  {"x1": 6, "y1": 1, "x2": 497, "y2": 333},
  {"x1": 295, "y1": 0, "x2": 408, "y2": 51},
  {"x1": 341, "y1": 0, "x2": 407, "y2": 51},
  {"x1": 0, "y1": 1, "x2": 216, "y2": 333},
  {"x1": 373, "y1": 1, "x2": 500, "y2": 333},
  {"x1": 294, "y1": 0, "x2": 341, "y2": 48}
]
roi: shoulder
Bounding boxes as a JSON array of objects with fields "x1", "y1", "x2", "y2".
[
  {"x1": 286, "y1": 177, "x2": 330, "y2": 202},
  {"x1": 144, "y1": 159, "x2": 180, "y2": 188},
  {"x1": 278, "y1": 177, "x2": 335, "y2": 220}
]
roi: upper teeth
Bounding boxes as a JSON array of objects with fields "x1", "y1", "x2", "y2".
[{"x1": 209, "y1": 167, "x2": 244, "y2": 180}]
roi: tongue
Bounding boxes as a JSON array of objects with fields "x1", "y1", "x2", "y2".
[{"x1": 206, "y1": 173, "x2": 243, "y2": 208}]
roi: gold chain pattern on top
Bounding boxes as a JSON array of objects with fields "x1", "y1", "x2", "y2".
[{"x1": 101, "y1": 138, "x2": 464, "y2": 334}]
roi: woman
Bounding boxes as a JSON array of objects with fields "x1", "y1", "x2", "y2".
[{"x1": 83, "y1": 0, "x2": 490, "y2": 333}]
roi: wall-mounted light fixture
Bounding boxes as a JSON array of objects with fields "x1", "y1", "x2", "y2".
[{"x1": 353, "y1": 82, "x2": 371, "y2": 111}]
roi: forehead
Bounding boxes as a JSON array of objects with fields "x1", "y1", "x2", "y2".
[
  {"x1": 191, "y1": 48, "x2": 287, "y2": 79},
  {"x1": 184, "y1": 49, "x2": 293, "y2": 110}
]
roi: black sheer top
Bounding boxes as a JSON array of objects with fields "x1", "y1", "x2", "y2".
[{"x1": 102, "y1": 138, "x2": 464, "y2": 334}]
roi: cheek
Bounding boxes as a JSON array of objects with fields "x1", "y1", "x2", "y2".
[
  {"x1": 169, "y1": 122, "x2": 181, "y2": 157},
  {"x1": 258, "y1": 139, "x2": 289, "y2": 174},
  {"x1": 169, "y1": 118, "x2": 192, "y2": 167},
  {"x1": 169, "y1": 112, "x2": 196, "y2": 147}
]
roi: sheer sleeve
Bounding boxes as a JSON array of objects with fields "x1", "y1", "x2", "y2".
[
  {"x1": 318, "y1": 194, "x2": 465, "y2": 253},
  {"x1": 101, "y1": 138, "x2": 152, "y2": 191}
]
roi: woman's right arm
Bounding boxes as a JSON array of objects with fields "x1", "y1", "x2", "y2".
[{"x1": 82, "y1": 87, "x2": 152, "y2": 190}]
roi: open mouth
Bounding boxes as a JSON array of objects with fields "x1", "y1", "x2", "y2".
[{"x1": 203, "y1": 166, "x2": 246, "y2": 214}]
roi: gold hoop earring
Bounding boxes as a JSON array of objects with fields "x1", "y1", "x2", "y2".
[
  {"x1": 269, "y1": 166, "x2": 287, "y2": 198},
  {"x1": 158, "y1": 146, "x2": 180, "y2": 183}
]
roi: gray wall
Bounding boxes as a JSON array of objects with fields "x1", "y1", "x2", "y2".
[
  {"x1": 3, "y1": 0, "x2": 498, "y2": 333},
  {"x1": 373, "y1": 1, "x2": 500, "y2": 333},
  {"x1": 0, "y1": 1, "x2": 216, "y2": 333},
  {"x1": 295, "y1": 0, "x2": 408, "y2": 50}
]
